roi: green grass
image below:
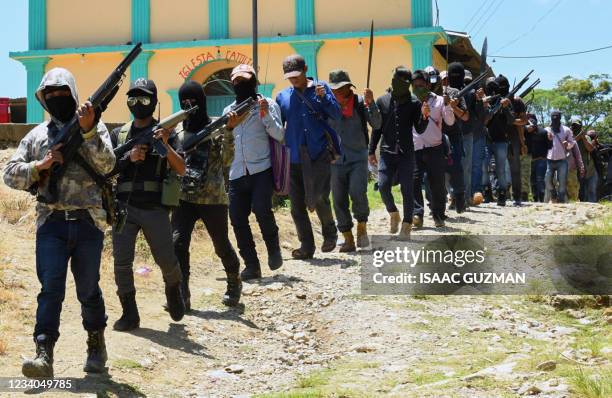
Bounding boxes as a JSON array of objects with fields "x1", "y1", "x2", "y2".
[
  {"x1": 113, "y1": 358, "x2": 143, "y2": 369},
  {"x1": 367, "y1": 181, "x2": 401, "y2": 211},
  {"x1": 577, "y1": 202, "x2": 612, "y2": 235},
  {"x1": 568, "y1": 367, "x2": 612, "y2": 398}
]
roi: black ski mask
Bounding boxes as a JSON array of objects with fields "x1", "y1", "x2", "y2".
[
  {"x1": 234, "y1": 76, "x2": 258, "y2": 103},
  {"x1": 551, "y1": 111, "x2": 562, "y2": 132},
  {"x1": 46, "y1": 94, "x2": 76, "y2": 124},
  {"x1": 128, "y1": 94, "x2": 157, "y2": 120},
  {"x1": 179, "y1": 81, "x2": 210, "y2": 132},
  {"x1": 495, "y1": 75, "x2": 510, "y2": 97},
  {"x1": 447, "y1": 62, "x2": 465, "y2": 90},
  {"x1": 485, "y1": 77, "x2": 499, "y2": 96}
]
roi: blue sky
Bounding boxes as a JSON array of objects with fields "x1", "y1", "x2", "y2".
[{"x1": 1, "y1": 0, "x2": 611, "y2": 98}]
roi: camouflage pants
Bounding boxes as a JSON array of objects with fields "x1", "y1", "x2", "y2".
[
  {"x1": 521, "y1": 154, "x2": 532, "y2": 198},
  {"x1": 567, "y1": 169, "x2": 579, "y2": 201}
]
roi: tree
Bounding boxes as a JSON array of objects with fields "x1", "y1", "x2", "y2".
[{"x1": 525, "y1": 74, "x2": 611, "y2": 143}]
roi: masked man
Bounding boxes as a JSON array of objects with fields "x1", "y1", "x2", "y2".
[
  {"x1": 327, "y1": 69, "x2": 381, "y2": 251},
  {"x1": 3, "y1": 68, "x2": 115, "y2": 377},
  {"x1": 109, "y1": 78, "x2": 186, "y2": 331},
  {"x1": 225, "y1": 64, "x2": 285, "y2": 280},
  {"x1": 411, "y1": 69, "x2": 455, "y2": 228},
  {"x1": 368, "y1": 66, "x2": 428, "y2": 240},
  {"x1": 544, "y1": 110, "x2": 575, "y2": 203},
  {"x1": 172, "y1": 81, "x2": 243, "y2": 308},
  {"x1": 441, "y1": 63, "x2": 470, "y2": 213},
  {"x1": 496, "y1": 75, "x2": 528, "y2": 205}
]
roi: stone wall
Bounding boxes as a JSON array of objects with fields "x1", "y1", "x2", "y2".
[{"x1": 0, "y1": 123, "x2": 123, "y2": 147}]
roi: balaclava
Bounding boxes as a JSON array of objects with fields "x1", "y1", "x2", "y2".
[
  {"x1": 495, "y1": 75, "x2": 510, "y2": 97},
  {"x1": 485, "y1": 77, "x2": 499, "y2": 96},
  {"x1": 179, "y1": 81, "x2": 210, "y2": 132},
  {"x1": 447, "y1": 62, "x2": 465, "y2": 90},
  {"x1": 45, "y1": 87, "x2": 76, "y2": 124},
  {"x1": 391, "y1": 67, "x2": 412, "y2": 103},
  {"x1": 551, "y1": 110, "x2": 562, "y2": 132},
  {"x1": 128, "y1": 91, "x2": 157, "y2": 120},
  {"x1": 234, "y1": 75, "x2": 258, "y2": 104}
]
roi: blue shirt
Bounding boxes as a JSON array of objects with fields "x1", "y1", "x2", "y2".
[
  {"x1": 275, "y1": 80, "x2": 342, "y2": 163},
  {"x1": 224, "y1": 97, "x2": 285, "y2": 180}
]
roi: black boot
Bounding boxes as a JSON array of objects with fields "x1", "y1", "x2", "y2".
[
  {"x1": 83, "y1": 329, "x2": 107, "y2": 373},
  {"x1": 240, "y1": 264, "x2": 262, "y2": 282},
  {"x1": 181, "y1": 276, "x2": 191, "y2": 313},
  {"x1": 22, "y1": 334, "x2": 54, "y2": 378},
  {"x1": 455, "y1": 193, "x2": 466, "y2": 214},
  {"x1": 222, "y1": 273, "x2": 243, "y2": 307},
  {"x1": 113, "y1": 292, "x2": 140, "y2": 331},
  {"x1": 165, "y1": 282, "x2": 185, "y2": 322},
  {"x1": 484, "y1": 185, "x2": 494, "y2": 203},
  {"x1": 497, "y1": 189, "x2": 507, "y2": 207}
]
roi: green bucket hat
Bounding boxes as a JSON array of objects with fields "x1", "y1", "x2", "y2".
[{"x1": 328, "y1": 69, "x2": 355, "y2": 90}]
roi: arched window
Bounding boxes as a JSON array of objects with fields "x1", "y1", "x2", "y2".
[{"x1": 202, "y1": 68, "x2": 235, "y2": 116}]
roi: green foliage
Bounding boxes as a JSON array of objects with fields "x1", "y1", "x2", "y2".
[{"x1": 526, "y1": 74, "x2": 612, "y2": 143}]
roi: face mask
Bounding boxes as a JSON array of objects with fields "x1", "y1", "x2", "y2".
[
  {"x1": 413, "y1": 86, "x2": 430, "y2": 102},
  {"x1": 551, "y1": 114, "x2": 562, "y2": 131},
  {"x1": 128, "y1": 96, "x2": 156, "y2": 120},
  {"x1": 46, "y1": 95, "x2": 76, "y2": 124},
  {"x1": 234, "y1": 78, "x2": 257, "y2": 103},
  {"x1": 391, "y1": 78, "x2": 411, "y2": 99}
]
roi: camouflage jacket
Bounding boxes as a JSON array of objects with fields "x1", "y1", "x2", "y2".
[
  {"x1": 2, "y1": 121, "x2": 115, "y2": 231},
  {"x1": 176, "y1": 122, "x2": 234, "y2": 205},
  {"x1": 3, "y1": 67, "x2": 116, "y2": 231}
]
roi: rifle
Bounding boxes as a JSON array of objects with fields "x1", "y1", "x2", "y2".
[
  {"x1": 518, "y1": 78, "x2": 541, "y2": 99},
  {"x1": 453, "y1": 67, "x2": 491, "y2": 99},
  {"x1": 182, "y1": 96, "x2": 257, "y2": 152},
  {"x1": 34, "y1": 42, "x2": 143, "y2": 203},
  {"x1": 366, "y1": 20, "x2": 374, "y2": 88},
  {"x1": 490, "y1": 69, "x2": 534, "y2": 116},
  {"x1": 113, "y1": 105, "x2": 199, "y2": 159}
]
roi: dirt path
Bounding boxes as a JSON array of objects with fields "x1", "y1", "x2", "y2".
[{"x1": 0, "y1": 152, "x2": 610, "y2": 397}]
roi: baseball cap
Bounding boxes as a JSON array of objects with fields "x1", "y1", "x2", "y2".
[
  {"x1": 328, "y1": 69, "x2": 355, "y2": 90},
  {"x1": 283, "y1": 54, "x2": 306, "y2": 79},
  {"x1": 440, "y1": 70, "x2": 448, "y2": 80},
  {"x1": 464, "y1": 70, "x2": 473, "y2": 81},
  {"x1": 127, "y1": 78, "x2": 157, "y2": 96},
  {"x1": 231, "y1": 64, "x2": 257, "y2": 81}
]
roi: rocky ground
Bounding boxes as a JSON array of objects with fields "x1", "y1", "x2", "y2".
[{"x1": 0, "y1": 148, "x2": 610, "y2": 398}]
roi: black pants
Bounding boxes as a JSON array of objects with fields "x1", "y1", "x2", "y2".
[
  {"x1": 229, "y1": 168, "x2": 280, "y2": 269},
  {"x1": 508, "y1": 135, "x2": 522, "y2": 201},
  {"x1": 172, "y1": 201, "x2": 240, "y2": 280},
  {"x1": 379, "y1": 151, "x2": 415, "y2": 223},
  {"x1": 414, "y1": 145, "x2": 447, "y2": 218},
  {"x1": 447, "y1": 133, "x2": 465, "y2": 198},
  {"x1": 289, "y1": 162, "x2": 337, "y2": 253}
]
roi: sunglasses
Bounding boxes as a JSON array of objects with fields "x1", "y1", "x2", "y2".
[{"x1": 127, "y1": 96, "x2": 152, "y2": 107}]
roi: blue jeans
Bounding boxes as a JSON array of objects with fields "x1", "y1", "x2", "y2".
[
  {"x1": 471, "y1": 134, "x2": 486, "y2": 194},
  {"x1": 532, "y1": 159, "x2": 548, "y2": 202},
  {"x1": 579, "y1": 172, "x2": 599, "y2": 203},
  {"x1": 331, "y1": 159, "x2": 370, "y2": 232},
  {"x1": 35, "y1": 218, "x2": 106, "y2": 341},
  {"x1": 462, "y1": 134, "x2": 474, "y2": 199},
  {"x1": 491, "y1": 142, "x2": 509, "y2": 189},
  {"x1": 545, "y1": 159, "x2": 569, "y2": 203},
  {"x1": 379, "y1": 151, "x2": 415, "y2": 223}
]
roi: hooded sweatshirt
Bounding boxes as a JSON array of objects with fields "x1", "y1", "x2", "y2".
[{"x1": 2, "y1": 68, "x2": 116, "y2": 231}]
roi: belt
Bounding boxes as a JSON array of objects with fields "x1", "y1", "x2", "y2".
[
  {"x1": 49, "y1": 209, "x2": 92, "y2": 221},
  {"x1": 117, "y1": 181, "x2": 162, "y2": 193}
]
